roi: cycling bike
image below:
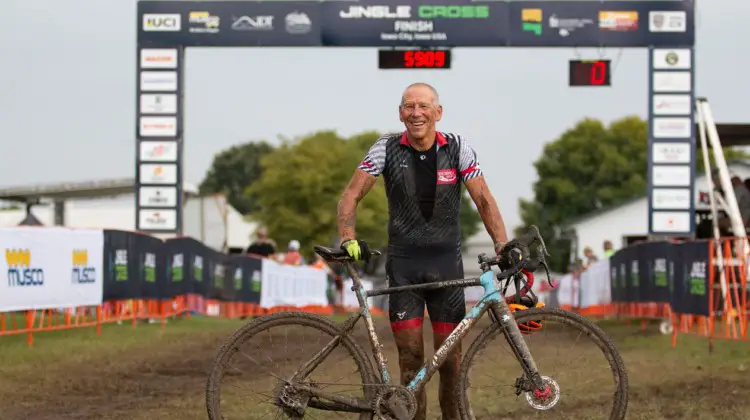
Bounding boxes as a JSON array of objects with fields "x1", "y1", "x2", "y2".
[{"x1": 206, "y1": 226, "x2": 628, "y2": 419}]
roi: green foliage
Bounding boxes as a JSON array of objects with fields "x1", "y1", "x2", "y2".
[
  {"x1": 199, "y1": 141, "x2": 275, "y2": 214},
  {"x1": 516, "y1": 116, "x2": 648, "y2": 271}
]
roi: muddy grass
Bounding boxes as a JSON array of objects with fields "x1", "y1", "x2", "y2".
[{"x1": 0, "y1": 316, "x2": 748, "y2": 419}]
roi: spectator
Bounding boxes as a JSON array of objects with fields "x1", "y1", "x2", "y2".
[
  {"x1": 713, "y1": 170, "x2": 750, "y2": 232},
  {"x1": 603, "y1": 240, "x2": 615, "y2": 258},
  {"x1": 245, "y1": 227, "x2": 277, "y2": 258},
  {"x1": 281, "y1": 240, "x2": 305, "y2": 266},
  {"x1": 582, "y1": 246, "x2": 598, "y2": 269}
]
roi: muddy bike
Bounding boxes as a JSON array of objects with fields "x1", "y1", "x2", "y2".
[{"x1": 206, "y1": 226, "x2": 628, "y2": 419}]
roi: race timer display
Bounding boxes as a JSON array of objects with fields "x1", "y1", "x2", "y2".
[
  {"x1": 378, "y1": 50, "x2": 452, "y2": 70},
  {"x1": 568, "y1": 60, "x2": 612, "y2": 87}
]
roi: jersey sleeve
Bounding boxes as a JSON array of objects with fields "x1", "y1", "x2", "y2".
[
  {"x1": 357, "y1": 135, "x2": 388, "y2": 177},
  {"x1": 458, "y1": 135, "x2": 483, "y2": 182}
]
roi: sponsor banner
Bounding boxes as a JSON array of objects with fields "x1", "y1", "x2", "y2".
[
  {"x1": 140, "y1": 48, "x2": 179, "y2": 69},
  {"x1": 139, "y1": 140, "x2": 178, "y2": 162},
  {"x1": 140, "y1": 116, "x2": 178, "y2": 137},
  {"x1": 140, "y1": 71, "x2": 178, "y2": 92},
  {"x1": 0, "y1": 227, "x2": 104, "y2": 312},
  {"x1": 139, "y1": 163, "x2": 178, "y2": 184},
  {"x1": 652, "y1": 142, "x2": 691, "y2": 164},
  {"x1": 652, "y1": 48, "x2": 691, "y2": 70},
  {"x1": 652, "y1": 188, "x2": 691, "y2": 210},
  {"x1": 652, "y1": 117, "x2": 691, "y2": 138},
  {"x1": 652, "y1": 165, "x2": 691, "y2": 187},
  {"x1": 322, "y1": 2, "x2": 510, "y2": 47},
  {"x1": 140, "y1": 94, "x2": 178, "y2": 114},
  {"x1": 139, "y1": 186, "x2": 178, "y2": 207},
  {"x1": 649, "y1": 11, "x2": 687, "y2": 33},
  {"x1": 652, "y1": 94, "x2": 692, "y2": 116},
  {"x1": 651, "y1": 211, "x2": 691, "y2": 234},
  {"x1": 259, "y1": 258, "x2": 328, "y2": 308},
  {"x1": 138, "y1": 209, "x2": 178, "y2": 231},
  {"x1": 652, "y1": 71, "x2": 691, "y2": 92},
  {"x1": 510, "y1": 3, "x2": 598, "y2": 46},
  {"x1": 143, "y1": 14, "x2": 181, "y2": 32}
]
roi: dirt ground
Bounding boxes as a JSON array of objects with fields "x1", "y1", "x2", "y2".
[{"x1": 0, "y1": 314, "x2": 748, "y2": 420}]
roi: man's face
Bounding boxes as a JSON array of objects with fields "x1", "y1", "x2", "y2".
[{"x1": 399, "y1": 86, "x2": 442, "y2": 140}]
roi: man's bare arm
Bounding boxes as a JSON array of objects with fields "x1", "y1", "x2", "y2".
[
  {"x1": 465, "y1": 176, "x2": 509, "y2": 251},
  {"x1": 337, "y1": 169, "x2": 377, "y2": 241}
]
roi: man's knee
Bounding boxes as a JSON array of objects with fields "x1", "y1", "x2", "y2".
[{"x1": 392, "y1": 326, "x2": 425, "y2": 381}]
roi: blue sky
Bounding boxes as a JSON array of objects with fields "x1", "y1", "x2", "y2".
[{"x1": 1, "y1": 0, "x2": 747, "y2": 231}]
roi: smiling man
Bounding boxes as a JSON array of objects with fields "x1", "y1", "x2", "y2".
[{"x1": 336, "y1": 82, "x2": 510, "y2": 419}]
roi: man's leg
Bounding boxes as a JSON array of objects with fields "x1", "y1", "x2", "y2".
[
  {"x1": 388, "y1": 259, "x2": 428, "y2": 420},
  {"x1": 425, "y1": 257, "x2": 466, "y2": 420}
]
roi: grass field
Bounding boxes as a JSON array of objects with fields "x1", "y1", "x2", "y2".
[{"x1": 0, "y1": 314, "x2": 748, "y2": 419}]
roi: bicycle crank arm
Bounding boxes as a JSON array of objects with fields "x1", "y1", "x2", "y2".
[{"x1": 295, "y1": 384, "x2": 372, "y2": 412}]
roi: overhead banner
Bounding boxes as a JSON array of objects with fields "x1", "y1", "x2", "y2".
[
  {"x1": 137, "y1": 0, "x2": 695, "y2": 47},
  {"x1": 1, "y1": 228, "x2": 104, "y2": 312}
]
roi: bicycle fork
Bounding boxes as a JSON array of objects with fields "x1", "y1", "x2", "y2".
[{"x1": 489, "y1": 300, "x2": 547, "y2": 391}]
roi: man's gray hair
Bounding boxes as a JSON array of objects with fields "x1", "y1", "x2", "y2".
[{"x1": 400, "y1": 82, "x2": 440, "y2": 107}]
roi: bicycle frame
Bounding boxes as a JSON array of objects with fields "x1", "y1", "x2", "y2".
[{"x1": 345, "y1": 260, "x2": 546, "y2": 395}]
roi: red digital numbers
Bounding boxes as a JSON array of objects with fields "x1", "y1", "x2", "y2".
[
  {"x1": 403, "y1": 51, "x2": 446, "y2": 68},
  {"x1": 590, "y1": 61, "x2": 607, "y2": 85}
]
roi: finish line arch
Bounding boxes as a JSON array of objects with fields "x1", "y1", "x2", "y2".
[{"x1": 135, "y1": 0, "x2": 696, "y2": 238}]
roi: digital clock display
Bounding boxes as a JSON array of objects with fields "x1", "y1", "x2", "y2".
[
  {"x1": 378, "y1": 50, "x2": 452, "y2": 70},
  {"x1": 569, "y1": 60, "x2": 612, "y2": 87}
]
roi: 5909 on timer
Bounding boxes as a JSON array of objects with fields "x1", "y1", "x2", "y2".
[{"x1": 378, "y1": 50, "x2": 452, "y2": 70}]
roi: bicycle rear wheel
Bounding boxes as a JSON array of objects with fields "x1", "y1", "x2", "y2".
[
  {"x1": 459, "y1": 308, "x2": 628, "y2": 420},
  {"x1": 206, "y1": 312, "x2": 377, "y2": 419}
]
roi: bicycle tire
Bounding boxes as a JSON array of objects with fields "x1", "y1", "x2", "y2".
[
  {"x1": 206, "y1": 311, "x2": 378, "y2": 420},
  {"x1": 458, "y1": 307, "x2": 628, "y2": 420}
]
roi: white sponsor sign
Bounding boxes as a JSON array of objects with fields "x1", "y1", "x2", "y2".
[
  {"x1": 652, "y1": 188, "x2": 691, "y2": 210},
  {"x1": 143, "y1": 14, "x2": 181, "y2": 32},
  {"x1": 652, "y1": 71, "x2": 691, "y2": 92},
  {"x1": 652, "y1": 165, "x2": 691, "y2": 187},
  {"x1": 138, "y1": 209, "x2": 178, "y2": 230},
  {"x1": 140, "y1": 49, "x2": 178, "y2": 69},
  {"x1": 653, "y1": 49, "x2": 691, "y2": 70},
  {"x1": 649, "y1": 11, "x2": 687, "y2": 33},
  {"x1": 140, "y1": 94, "x2": 178, "y2": 114},
  {"x1": 140, "y1": 163, "x2": 178, "y2": 184},
  {"x1": 652, "y1": 211, "x2": 691, "y2": 233},
  {"x1": 653, "y1": 117, "x2": 691, "y2": 138},
  {"x1": 140, "y1": 71, "x2": 178, "y2": 92},
  {"x1": 652, "y1": 142, "x2": 691, "y2": 164},
  {"x1": 140, "y1": 116, "x2": 177, "y2": 137},
  {"x1": 259, "y1": 259, "x2": 328, "y2": 309},
  {"x1": 139, "y1": 186, "x2": 178, "y2": 207},
  {"x1": 139, "y1": 141, "x2": 178, "y2": 162},
  {"x1": 0, "y1": 227, "x2": 104, "y2": 312},
  {"x1": 653, "y1": 94, "x2": 692, "y2": 116},
  {"x1": 648, "y1": 10, "x2": 687, "y2": 32}
]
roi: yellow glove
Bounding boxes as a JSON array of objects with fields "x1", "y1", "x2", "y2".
[{"x1": 341, "y1": 239, "x2": 369, "y2": 262}]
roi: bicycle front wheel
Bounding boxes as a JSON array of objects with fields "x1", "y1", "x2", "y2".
[
  {"x1": 206, "y1": 312, "x2": 377, "y2": 419},
  {"x1": 459, "y1": 308, "x2": 628, "y2": 420}
]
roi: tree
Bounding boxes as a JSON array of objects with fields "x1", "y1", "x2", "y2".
[
  {"x1": 248, "y1": 130, "x2": 483, "y2": 260},
  {"x1": 199, "y1": 141, "x2": 275, "y2": 215},
  {"x1": 516, "y1": 116, "x2": 750, "y2": 272}
]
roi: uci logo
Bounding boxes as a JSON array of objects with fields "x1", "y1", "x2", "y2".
[
  {"x1": 72, "y1": 249, "x2": 96, "y2": 284},
  {"x1": 143, "y1": 14, "x2": 182, "y2": 32},
  {"x1": 5, "y1": 249, "x2": 44, "y2": 287}
]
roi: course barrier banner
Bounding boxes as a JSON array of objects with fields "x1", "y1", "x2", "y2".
[
  {"x1": 259, "y1": 259, "x2": 328, "y2": 309},
  {"x1": 1, "y1": 227, "x2": 104, "y2": 312}
]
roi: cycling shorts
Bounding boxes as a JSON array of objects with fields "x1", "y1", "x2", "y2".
[{"x1": 386, "y1": 252, "x2": 466, "y2": 334}]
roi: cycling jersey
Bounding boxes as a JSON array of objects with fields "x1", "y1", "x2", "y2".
[
  {"x1": 358, "y1": 131, "x2": 483, "y2": 330},
  {"x1": 358, "y1": 131, "x2": 483, "y2": 258}
]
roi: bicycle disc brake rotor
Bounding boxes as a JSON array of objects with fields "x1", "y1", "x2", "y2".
[
  {"x1": 373, "y1": 385, "x2": 417, "y2": 420},
  {"x1": 524, "y1": 376, "x2": 561, "y2": 410}
]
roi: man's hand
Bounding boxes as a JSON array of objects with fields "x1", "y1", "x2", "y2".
[
  {"x1": 341, "y1": 239, "x2": 371, "y2": 262},
  {"x1": 497, "y1": 239, "x2": 529, "y2": 270}
]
